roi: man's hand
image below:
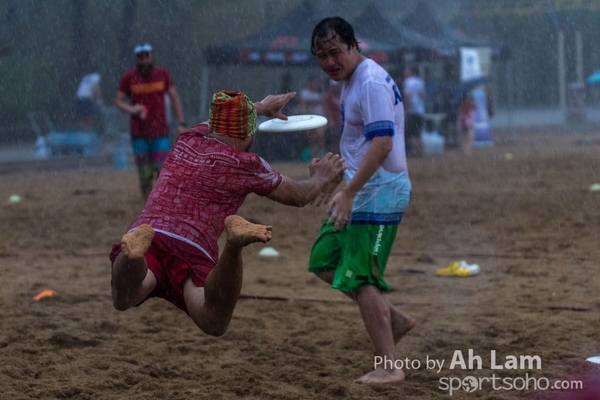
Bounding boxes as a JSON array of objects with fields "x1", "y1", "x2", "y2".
[
  {"x1": 310, "y1": 156, "x2": 343, "y2": 207},
  {"x1": 311, "y1": 176, "x2": 341, "y2": 207},
  {"x1": 254, "y1": 92, "x2": 296, "y2": 120},
  {"x1": 312, "y1": 153, "x2": 345, "y2": 208},
  {"x1": 327, "y1": 190, "x2": 354, "y2": 232},
  {"x1": 130, "y1": 104, "x2": 145, "y2": 116},
  {"x1": 310, "y1": 153, "x2": 345, "y2": 183}
]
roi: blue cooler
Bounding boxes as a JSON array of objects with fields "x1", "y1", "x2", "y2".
[{"x1": 46, "y1": 132, "x2": 99, "y2": 157}]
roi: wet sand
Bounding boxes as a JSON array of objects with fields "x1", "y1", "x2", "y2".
[{"x1": 1, "y1": 130, "x2": 599, "y2": 399}]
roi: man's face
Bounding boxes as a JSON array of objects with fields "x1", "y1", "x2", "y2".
[
  {"x1": 136, "y1": 52, "x2": 154, "y2": 76},
  {"x1": 314, "y1": 31, "x2": 360, "y2": 81}
]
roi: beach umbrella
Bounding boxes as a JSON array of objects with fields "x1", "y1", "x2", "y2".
[{"x1": 585, "y1": 70, "x2": 600, "y2": 85}]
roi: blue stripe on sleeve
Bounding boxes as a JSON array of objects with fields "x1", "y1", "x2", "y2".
[{"x1": 364, "y1": 121, "x2": 394, "y2": 140}]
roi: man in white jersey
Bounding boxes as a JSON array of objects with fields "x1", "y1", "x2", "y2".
[{"x1": 308, "y1": 17, "x2": 415, "y2": 384}]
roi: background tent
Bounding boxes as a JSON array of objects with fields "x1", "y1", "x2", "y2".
[
  {"x1": 400, "y1": 1, "x2": 488, "y2": 51},
  {"x1": 202, "y1": 2, "x2": 412, "y2": 161},
  {"x1": 351, "y1": 3, "x2": 505, "y2": 65},
  {"x1": 202, "y1": 1, "x2": 505, "y2": 156},
  {"x1": 400, "y1": 1, "x2": 507, "y2": 60},
  {"x1": 352, "y1": 3, "x2": 448, "y2": 63},
  {"x1": 205, "y1": 1, "x2": 397, "y2": 67},
  {"x1": 204, "y1": 1, "x2": 321, "y2": 67}
]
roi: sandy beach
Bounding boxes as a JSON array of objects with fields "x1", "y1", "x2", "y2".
[{"x1": 1, "y1": 130, "x2": 599, "y2": 399}]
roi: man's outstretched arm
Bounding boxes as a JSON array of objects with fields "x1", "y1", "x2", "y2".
[{"x1": 266, "y1": 153, "x2": 345, "y2": 207}]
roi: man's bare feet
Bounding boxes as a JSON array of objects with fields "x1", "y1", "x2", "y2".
[
  {"x1": 391, "y1": 307, "x2": 416, "y2": 345},
  {"x1": 225, "y1": 215, "x2": 272, "y2": 247},
  {"x1": 120, "y1": 224, "x2": 155, "y2": 259},
  {"x1": 112, "y1": 225, "x2": 155, "y2": 310},
  {"x1": 355, "y1": 368, "x2": 405, "y2": 384}
]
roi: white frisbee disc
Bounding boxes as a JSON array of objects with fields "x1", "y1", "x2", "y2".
[
  {"x1": 258, "y1": 247, "x2": 280, "y2": 257},
  {"x1": 258, "y1": 115, "x2": 328, "y2": 133},
  {"x1": 586, "y1": 356, "x2": 600, "y2": 364}
]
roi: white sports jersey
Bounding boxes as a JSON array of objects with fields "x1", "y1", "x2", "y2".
[
  {"x1": 76, "y1": 73, "x2": 101, "y2": 99},
  {"x1": 340, "y1": 59, "x2": 411, "y2": 224}
]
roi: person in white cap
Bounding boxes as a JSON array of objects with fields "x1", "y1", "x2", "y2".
[{"x1": 115, "y1": 42, "x2": 187, "y2": 199}]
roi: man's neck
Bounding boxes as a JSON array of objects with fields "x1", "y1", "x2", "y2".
[
  {"x1": 207, "y1": 133, "x2": 249, "y2": 151},
  {"x1": 345, "y1": 54, "x2": 367, "y2": 82}
]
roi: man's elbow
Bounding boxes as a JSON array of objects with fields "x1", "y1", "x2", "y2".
[{"x1": 295, "y1": 196, "x2": 312, "y2": 207}]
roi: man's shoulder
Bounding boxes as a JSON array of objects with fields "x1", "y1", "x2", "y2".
[
  {"x1": 120, "y1": 68, "x2": 138, "y2": 78},
  {"x1": 186, "y1": 123, "x2": 209, "y2": 136},
  {"x1": 175, "y1": 133, "x2": 266, "y2": 172},
  {"x1": 357, "y1": 60, "x2": 392, "y2": 85},
  {"x1": 119, "y1": 69, "x2": 139, "y2": 84},
  {"x1": 153, "y1": 67, "x2": 171, "y2": 77}
]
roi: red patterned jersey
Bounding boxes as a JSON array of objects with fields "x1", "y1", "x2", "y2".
[
  {"x1": 118, "y1": 67, "x2": 173, "y2": 138},
  {"x1": 128, "y1": 123, "x2": 283, "y2": 262}
]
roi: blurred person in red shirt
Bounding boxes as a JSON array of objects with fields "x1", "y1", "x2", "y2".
[{"x1": 115, "y1": 42, "x2": 187, "y2": 199}]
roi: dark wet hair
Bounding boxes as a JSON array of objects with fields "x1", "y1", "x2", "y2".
[{"x1": 310, "y1": 17, "x2": 361, "y2": 55}]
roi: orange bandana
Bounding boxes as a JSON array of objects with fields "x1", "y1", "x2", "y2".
[{"x1": 208, "y1": 90, "x2": 257, "y2": 138}]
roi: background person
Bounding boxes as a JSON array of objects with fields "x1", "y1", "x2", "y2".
[
  {"x1": 323, "y1": 79, "x2": 342, "y2": 154},
  {"x1": 298, "y1": 75, "x2": 327, "y2": 159},
  {"x1": 459, "y1": 92, "x2": 476, "y2": 155},
  {"x1": 110, "y1": 90, "x2": 345, "y2": 338},
  {"x1": 437, "y1": 62, "x2": 459, "y2": 147},
  {"x1": 75, "y1": 68, "x2": 103, "y2": 132},
  {"x1": 115, "y1": 42, "x2": 187, "y2": 199},
  {"x1": 402, "y1": 65, "x2": 426, "y2": 157}
]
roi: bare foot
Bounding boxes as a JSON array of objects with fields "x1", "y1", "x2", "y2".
[
  {"x1": 225, "y1": 215, "x2": 272, "y2": 247},
  {"x1": 391, "y1": 307, "x2": 416, "y2": 345},
  {"x1": 355, "y1": 368, "x2": 405, "y2": 384},
  {"x1": 120, "y1": 224, "x2": 155, "y2": 260}
]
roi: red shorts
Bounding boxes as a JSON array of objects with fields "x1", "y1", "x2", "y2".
[{"x1": 110, "y1": 231, "x2": 214, "y2": 313}]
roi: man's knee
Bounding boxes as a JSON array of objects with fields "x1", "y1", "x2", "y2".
[
  {"x1": 111, "y1": 287, "x2": 133, "y2": 311},
  {"x1": 198, "y1": 319, "x2": 229, "y2": 337},
  {"x1": 203, "y1": 324, "x2": 227, "y2": 337},
  {"x1": 191, "y1": 312, "x2": 231, "y2": 337},
  {"x1": 112, "y1": 298, "x2": 131, "y2": 312},
  {"x1": 315, "y1": 270, "x2": 334, "y2": 284}
]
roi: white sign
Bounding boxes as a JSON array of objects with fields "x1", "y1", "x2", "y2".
[{"x1": 460, "y1": 47, "x2": 482, "y2": 82}]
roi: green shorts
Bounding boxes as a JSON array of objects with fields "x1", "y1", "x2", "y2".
[{"x1": 308, "y1": 221, "x2": 398, "y2": 293}]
